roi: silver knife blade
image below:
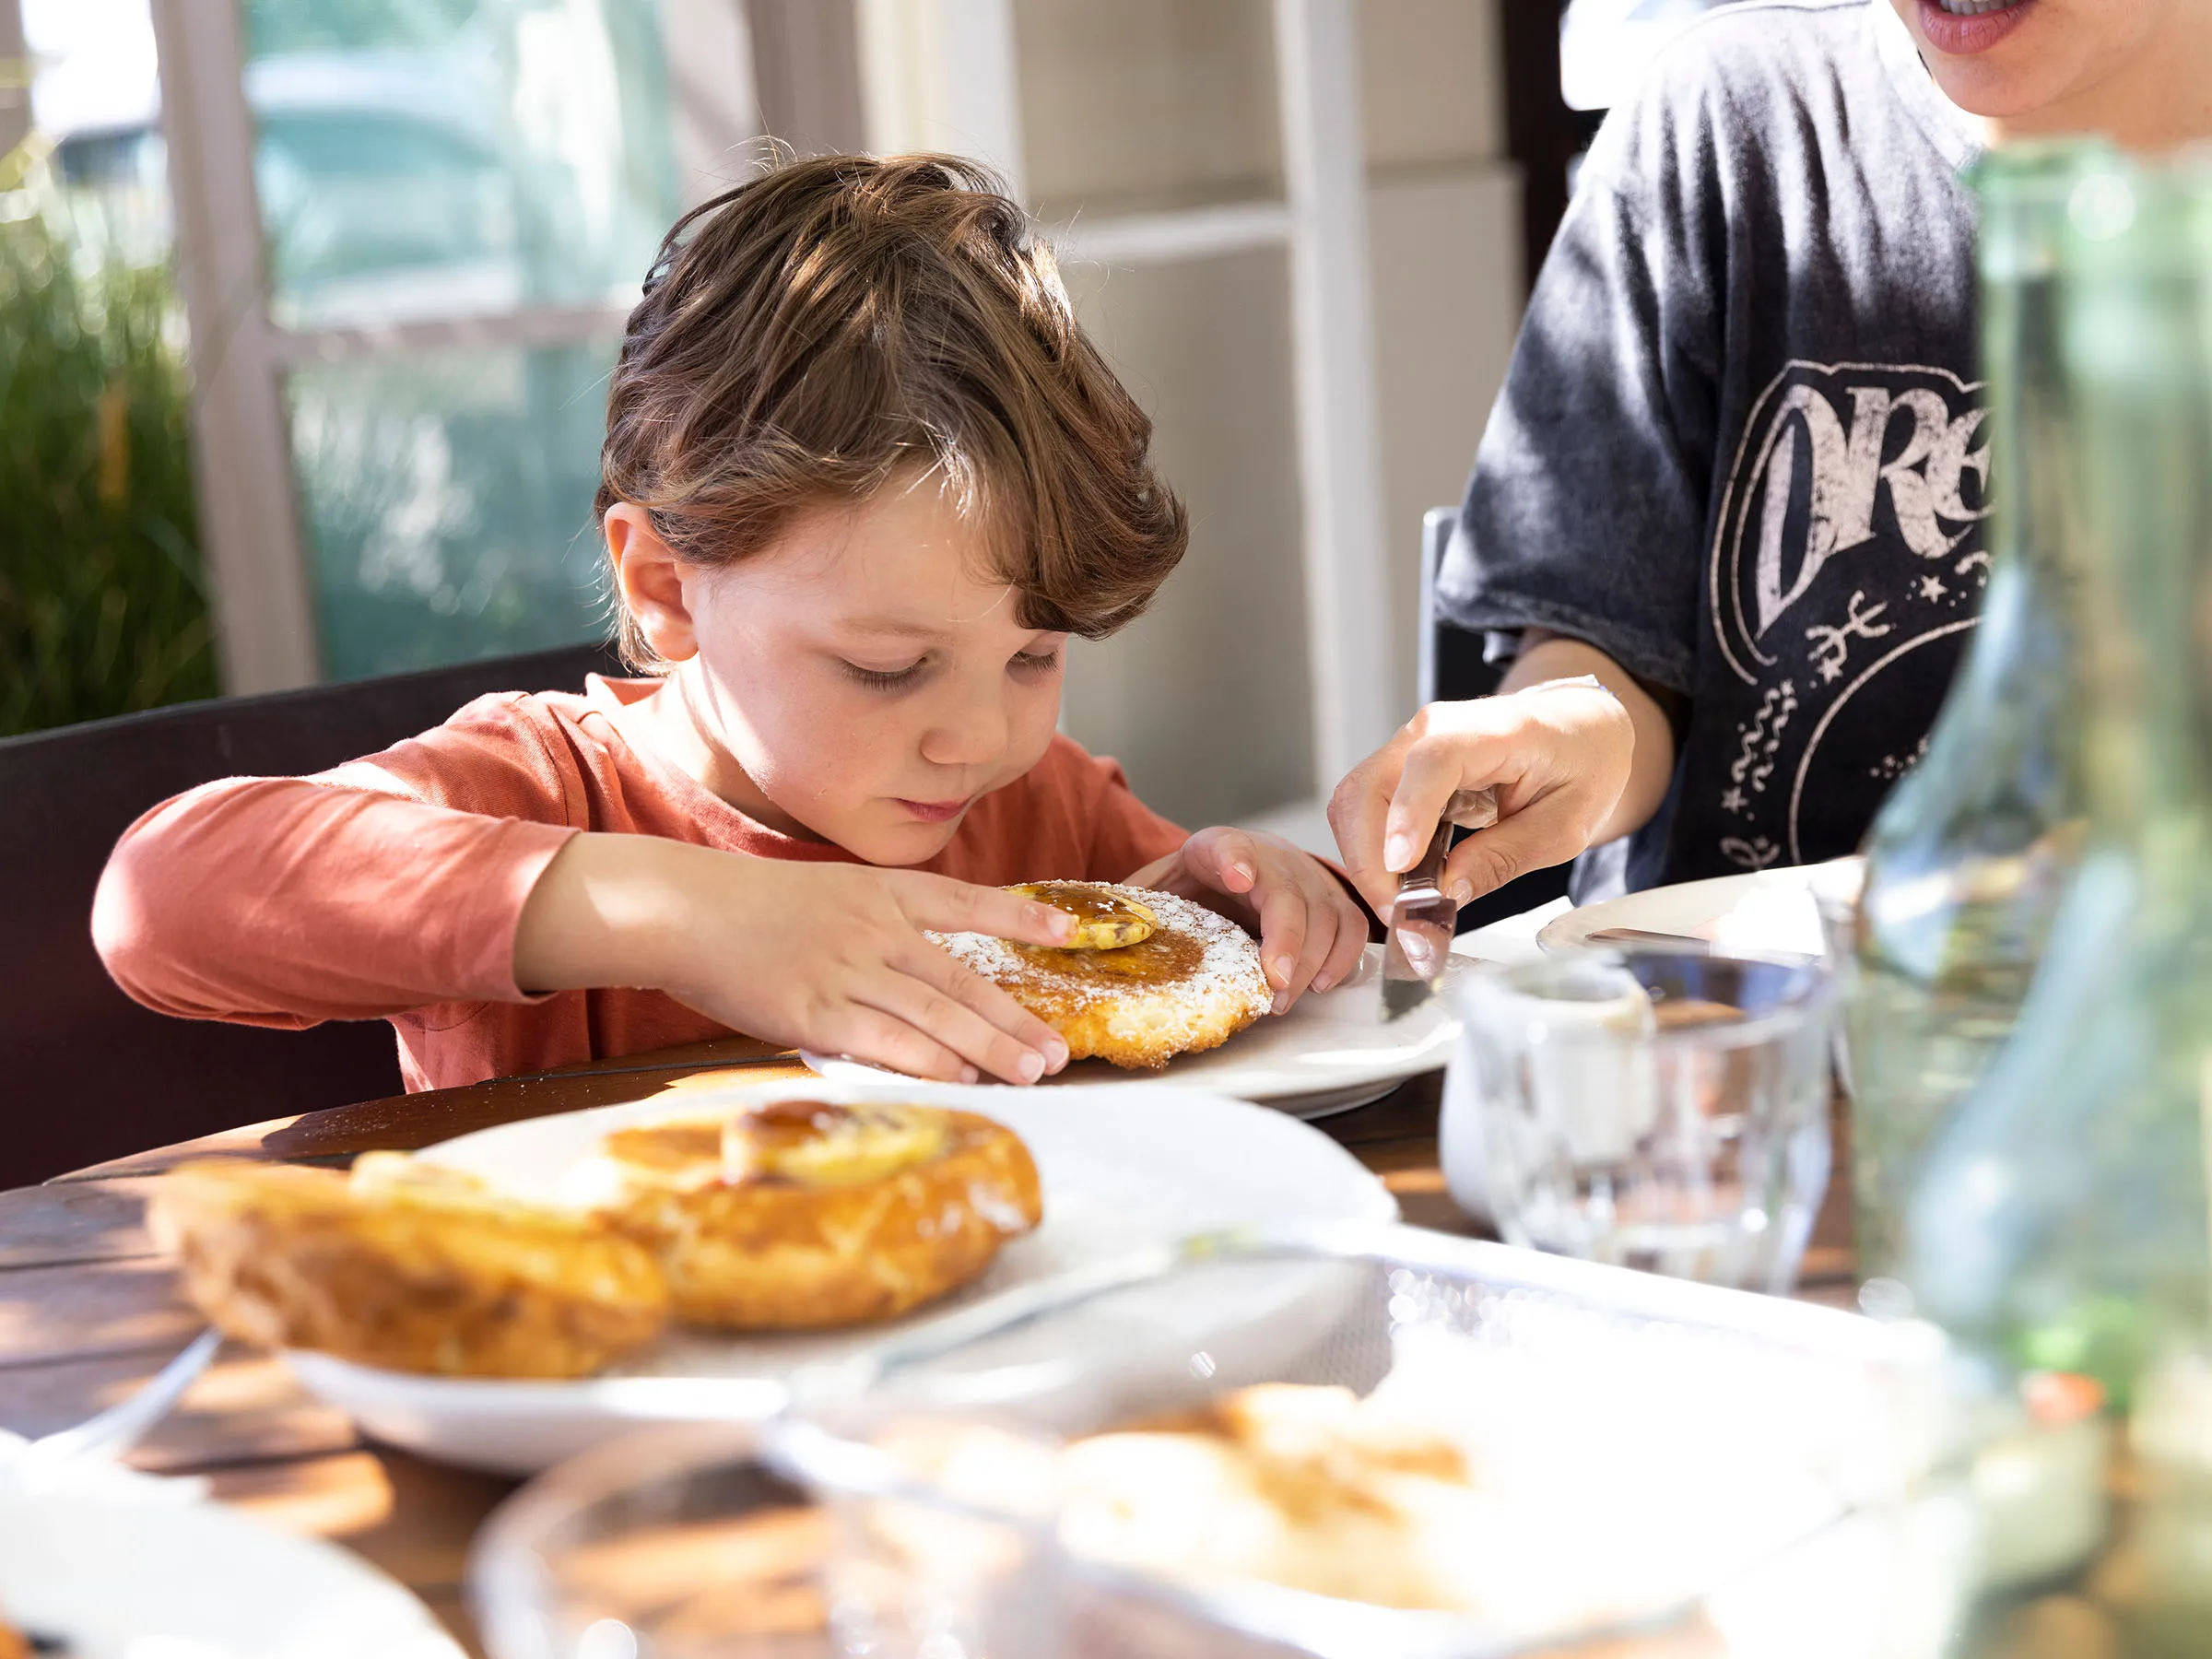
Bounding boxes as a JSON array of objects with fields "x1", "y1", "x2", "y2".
[
  {"x1": 1584, "y1": 926, "x2": 1713, "y2": 954},
  {"x1": 1381, "y1": 819, "x2": 1455, "y2": 1019},
  {"x1": 1379, "y1": 786, "x2": 1496, "y2": 1019}
]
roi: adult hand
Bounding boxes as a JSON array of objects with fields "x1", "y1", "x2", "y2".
[{"x1": 1328, "y1": 678, "x2": 1636, "y2": 918}]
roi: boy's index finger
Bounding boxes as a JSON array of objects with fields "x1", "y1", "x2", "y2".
[
  {"x1": 1181, "y1": 825, "x2": 1258, "y2": 893},
  {"x1": 919, "y1": 877, "x2": 1077, "y2": 946},
  {"x1": 1012, "y1": 895, "x2": 1081, "y2": 945}
]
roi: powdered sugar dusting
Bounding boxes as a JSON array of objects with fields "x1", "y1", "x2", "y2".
[{"x1": 932, "y1": 884, "x2": 1271, "y2": 1018}]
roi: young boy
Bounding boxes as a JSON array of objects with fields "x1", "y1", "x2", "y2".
[
  {"x1": 1329, "y1": 0, "x2": 2212, "y2": 919},
  {"x1": 95, "y1": 156, "x2": 1368, "y2": 1092}
]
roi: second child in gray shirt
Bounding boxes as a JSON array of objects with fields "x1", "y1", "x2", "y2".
[{"x1": 1328, "y1": 0, "x2": 2212, "y2": 916}]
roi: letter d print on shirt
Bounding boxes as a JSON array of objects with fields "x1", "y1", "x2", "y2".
[{"x1": 1708, "y1": 360, "x2": 1989, "y2": 866}]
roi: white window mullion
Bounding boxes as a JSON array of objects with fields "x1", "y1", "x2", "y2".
[
  {"x1": 1276, "y1": 0, "x2": 1398, "y2": 790},
  {"x1": 659, "y1": 0, "x2": 764, "y2": 206},
  {"x1": 148, "y1": 0, "x2": 318, "y2": 693},
  {"x1": 857, "y1": 0, "x2": 1026, "y2": 196},
  {"x1": 1048, "y1": 201, "x2": 1292, "y2": 269},
  {"x1": 925, "y1": 0, "x2": 1025, "y2": 199},
  {"x1": 265, "y1": 304, "x2": 640, "y2": 370}
]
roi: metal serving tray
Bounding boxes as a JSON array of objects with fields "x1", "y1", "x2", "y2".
[{"x1": 766, "y1": 1221, "x2": 1972, "y2": 1659}]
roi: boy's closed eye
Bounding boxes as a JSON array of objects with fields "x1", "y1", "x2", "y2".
[
  {"x1": 840, "y1": 657, "x2": 930, "y2": 691},
  {"x1": 835, "y1": 644, "x2": 1063, "y2": 694}
]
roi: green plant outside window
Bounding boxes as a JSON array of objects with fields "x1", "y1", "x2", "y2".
[{"x1": 0, "y1": 171, "x2": 216, "y2": 736}]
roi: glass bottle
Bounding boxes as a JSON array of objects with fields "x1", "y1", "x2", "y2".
[
  {"x1": 1846, "y1": 147, "x2": 2097, "y2": 1281},
  {"x1": 1904, "y1": 147, "x2": 2212, "y2": 1655}
]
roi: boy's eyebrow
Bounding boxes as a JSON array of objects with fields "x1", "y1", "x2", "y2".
[{"x1": 839, "y1": 617, "x2": 953, "y2": 640}]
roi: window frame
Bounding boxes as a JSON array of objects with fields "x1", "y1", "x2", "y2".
[{"x1": 149, "y1": 0, "x2": 758, "y2": 692}]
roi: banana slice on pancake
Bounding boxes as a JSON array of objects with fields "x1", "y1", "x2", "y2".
[{"x1": 1012, "y1": 880, "x2": 1159, "y2": 948}]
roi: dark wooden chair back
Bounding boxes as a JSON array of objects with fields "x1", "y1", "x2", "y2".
[{"x1": 0, "y1": 641, "x2": 624, "y2": 1187}]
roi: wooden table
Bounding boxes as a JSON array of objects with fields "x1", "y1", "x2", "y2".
[{"x1": 0, "y1": 1041, "x2": 1857, "y2": 1656}]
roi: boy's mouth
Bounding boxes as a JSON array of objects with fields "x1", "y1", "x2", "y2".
[
  {"x1": 895, "y1": 794, "x2": 975, "y2": 825},
  {"x1": 1919, "y1": 0, "x2": 2033, "y2": 53}
]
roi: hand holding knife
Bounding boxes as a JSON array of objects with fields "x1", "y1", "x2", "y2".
[{"x1": 1380, "y1": 784, "x2": 1499, "y2": 1018}]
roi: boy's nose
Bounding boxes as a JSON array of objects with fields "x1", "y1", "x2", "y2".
[{"x1": 920, "y1": 688, "x2": 1009, "y2": 767}]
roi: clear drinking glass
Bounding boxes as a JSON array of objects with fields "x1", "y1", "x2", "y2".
[
  {"x1": 1447, "y1": 950, "x2": 1839, "y2": 1293},
  {"x1": 471, "y1": 1422, "x2": 844, "y2": 1659}
]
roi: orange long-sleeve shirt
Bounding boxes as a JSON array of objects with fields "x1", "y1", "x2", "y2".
[{"x1": 93, "y1": 676, "x2": 1186, "y2": 1091}]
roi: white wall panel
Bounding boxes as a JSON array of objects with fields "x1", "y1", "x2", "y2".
[
  {"x1": 1059, "y1": 252, "x2": 1312, "y2": 829},
  {"x1": 1369, "y1": 165, "x2": 1522, "y2": 718}
]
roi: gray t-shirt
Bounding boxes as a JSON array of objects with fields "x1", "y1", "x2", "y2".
[{"x1": 1438, "y1": 0, "x2": 1986, "y2": 896}]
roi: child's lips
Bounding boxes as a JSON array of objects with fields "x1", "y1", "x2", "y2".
[
  {"x1": 896, "y1": 794, "x2": 974, "y2": 824},
  {"x1": 1917, "y1": 0, "x2": 2033, "y2": 55}
]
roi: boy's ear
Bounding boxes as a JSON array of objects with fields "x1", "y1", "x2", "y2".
[{"x1": 605, "y1": 503, "x2": 700, "y2": 662}]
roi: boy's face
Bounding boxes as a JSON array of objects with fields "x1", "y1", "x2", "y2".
[
  {"x1": 1889, "y1": 0, "x2": 2206, "y2": 136},
  {"x1": 670, "y1": 476, "x2": 1069, "y2": 865}
]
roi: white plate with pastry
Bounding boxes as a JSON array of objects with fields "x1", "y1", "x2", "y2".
[
  {"x1": 814, "y1": 885, "x2": 1468, "y2": 1119},
  {"x1": 0, "y1": 1482, "x2": 463, "y2": 1659},
  {"x1": 240, "y1": 1079, "x2": 1395, "y2": 1474},
  {"x1": 809, "y1": 883, "x2": 1468, "y2": 1116}
]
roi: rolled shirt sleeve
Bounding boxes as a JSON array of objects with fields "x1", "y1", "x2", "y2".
[{"x1": 93, "y1": 694, "x2": 585, "y2": 1026}]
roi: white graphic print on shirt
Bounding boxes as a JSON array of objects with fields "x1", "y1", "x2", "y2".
[{"x1": 1706, "y1": 360, "x2": 1989, "y2": 866}]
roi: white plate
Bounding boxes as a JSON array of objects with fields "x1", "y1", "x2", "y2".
[
  {"x1": 287, "y1": 1079, "x2": 1397, "y2": 1475},
  {"x1": 0, "y1": 1486, "x2": 462, "y2": 1659},
  {"x1": 1535, "y1": 857, "x2": 1864, "y2": 960},
  {"x1": 807, "y1": 942, "x2": 1471, "y2": 1118}
]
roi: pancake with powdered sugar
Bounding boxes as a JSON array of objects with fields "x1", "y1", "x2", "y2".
[{"x1": 933, "y1": 881, "x2": 1274, "y2": 1071}]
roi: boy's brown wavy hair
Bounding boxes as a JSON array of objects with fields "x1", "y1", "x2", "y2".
[{"x1": 596, "y1": 153, "x2": 1188, "y2": 668}]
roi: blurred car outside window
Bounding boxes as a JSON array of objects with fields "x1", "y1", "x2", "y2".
[{"x1": 32, "y1": 0, "x2": 682, "y2": 685}]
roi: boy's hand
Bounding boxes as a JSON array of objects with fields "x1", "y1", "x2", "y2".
[
  {"x1": 1329, "y1": 679, "x2": 1636, "y2": 918},
  {"x1": 1127, "y1": 830, "x2": 1369, "y2": 1013},
  {"x1": 515, "y1": 836, "x2": 1078, "y2": 1085}
]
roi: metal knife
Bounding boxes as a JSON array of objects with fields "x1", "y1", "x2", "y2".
[
  {"x1": 1381, "y1": 786, "x2": 1499, "y2": 1019},
  {"x1": 1584, "y1": 926, "x2": 1713, "y2": 954}
]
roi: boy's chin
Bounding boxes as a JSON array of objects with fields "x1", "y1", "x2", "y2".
[
  {"x1": 842, "y1": 809, "x2": 968, "y2": 867},
  {"x1": 1924, "y1": 63, "x2": 2065, "y2": 119},
  {"x1": 1908, "y1": 4, "x2": 2081, "y2": 117}
]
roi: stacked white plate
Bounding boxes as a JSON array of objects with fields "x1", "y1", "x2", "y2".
[{"x1": 285, "y1": 1078, "x2": 1398, "y2": 1474}]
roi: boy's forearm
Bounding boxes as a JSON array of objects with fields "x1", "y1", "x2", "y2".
[
  {"x1": 94, "y1": 776, "x2": 576, "y2": 1022},
  {"x1": 512, "y1": 831, "x2": 712, "y2": 995},
  {"x1": 1499, "y1": 632, "x2": 1677, "y2": 842}
]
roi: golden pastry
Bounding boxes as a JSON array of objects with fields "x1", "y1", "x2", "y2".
[
  {"x1": 588, "y1": 1100, "x2": 1041, "y2": 1330},
  {"x1": 147, "y1": 1154, "x2": 670, "y2": 1379},
  {"x1": 872, "y1": 1384, "x2": 1493, "y2": 1615},
  {"x1": 1059, "y1": 1383, "x2": 1488, "y2": 1612},
  {"x1": 935, "y1": 881, "x2": 1273, "y2": 1069}
]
